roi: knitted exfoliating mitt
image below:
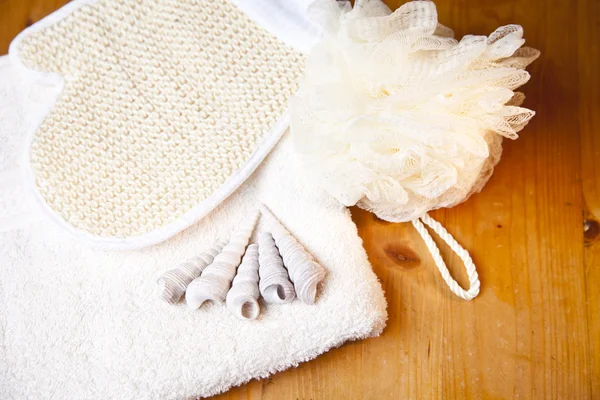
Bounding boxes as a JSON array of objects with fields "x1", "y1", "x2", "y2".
[
  {"x1": 8, "y1": 0, "x2": 319, "y2": 249},
  {"x1": 290, "y1": 0, "x2": 539, "y2": 300}
]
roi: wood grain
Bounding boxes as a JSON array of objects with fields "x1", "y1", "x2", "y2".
[
  {"x1": 0, "y1": 0, "x2": 597, "y2": 398},
  {"x1": 0, "y1": 0, "x2": 70, "y2": 54},
  {"x1": 579, "y1": 0, "x2": 600, "y2": 396}
]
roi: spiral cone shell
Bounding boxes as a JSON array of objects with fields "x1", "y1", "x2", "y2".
[
  {"x1": 157, "y1": 241, "x2": 226, "y2": 304},
  {"x1": 186, "y1": 212, "x2": 259, "y2": 309},
  {"x1": 260, "y1": 205, "x2": 325, "y2": 304},
  {"x1": 258, "y1": 232, "x2": 296, "y2": 304},
  {"x1": 226, "y1": 244, "x2": 261, "y2": 320}
]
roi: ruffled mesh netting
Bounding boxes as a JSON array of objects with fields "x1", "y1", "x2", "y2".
[{"x1": 290, "y1": 0, "x2": 539, "y2": 222}]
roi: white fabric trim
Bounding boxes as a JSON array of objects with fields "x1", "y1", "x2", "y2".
[
  {"x1": 0, "y1": 169, "x2": 42, "y2": 232},
  {"x1": 230, "y1": 0, "x2": 322, "y2": 53},
  {"x1": 0, "y1": 55, "x2": 59, "y2": 233}
]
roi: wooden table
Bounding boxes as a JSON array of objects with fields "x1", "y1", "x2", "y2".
[{"x1": 1, "y1": 0, "x2": 598, "y2": 398}]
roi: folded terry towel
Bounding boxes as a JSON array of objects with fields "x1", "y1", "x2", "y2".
[{"x1": 0, "y1": 57, "x2": 387, "y2": 399}]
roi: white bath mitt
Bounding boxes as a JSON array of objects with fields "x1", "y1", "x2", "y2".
[{"x1": 8, "y1": 0, "x2": 320, "y2": 249}]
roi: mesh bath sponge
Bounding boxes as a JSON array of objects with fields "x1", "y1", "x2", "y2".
[
  {"x1": 291, "y1": 0, "x2": 539, "y2": 223},
  {"x1": 290, "y1": 0, "x2": 539, "y2": 300}
]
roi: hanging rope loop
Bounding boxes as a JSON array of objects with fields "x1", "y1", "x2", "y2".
[{"x1": 411, "y1": 213, "x2": 480, "y2": 300}]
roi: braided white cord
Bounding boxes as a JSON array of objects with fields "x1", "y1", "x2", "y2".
[{"x1": 411, "y1": 213, "x2": 480, "y2": 300}]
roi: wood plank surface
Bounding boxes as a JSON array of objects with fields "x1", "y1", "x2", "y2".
[{"x1": 0, "y1": 0, "x2": 598, "y2": 398}]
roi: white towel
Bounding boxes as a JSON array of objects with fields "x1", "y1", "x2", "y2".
[{"x1": 0, "y1": 57, "x2": 387, "y2": 399}]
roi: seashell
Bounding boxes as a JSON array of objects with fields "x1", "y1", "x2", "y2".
[
  {"x1": 260, "y1": 205, "x2": 326, "y2": 304},
  {"x1": 226, "y1": 244, "x2": 261, "y2": 320},
  {"x1": 258, "y1": 232, "x2": 296, "y2": 304},
  {"x1": 185, "y1": 212, "x2": 259, "y2": 309},
  {"x1": 157, "y1": 241, "x2": 226, "y2": 304}
]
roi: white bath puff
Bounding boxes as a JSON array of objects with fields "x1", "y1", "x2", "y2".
[{"x1": 290, "y1": 0, "x2": 539, "y2": 222}]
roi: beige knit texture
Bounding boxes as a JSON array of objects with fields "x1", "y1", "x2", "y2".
[{"x1": 17, "y1": 0, "x2": 304, "y2": 238}]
